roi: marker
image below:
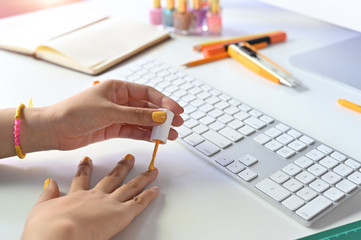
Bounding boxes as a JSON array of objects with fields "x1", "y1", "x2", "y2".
[
  {"x1": 228, "y1": 42, "x2": 301, "y2": 87},
  {"x1": 192, "y1": 30, "x2": 286, "y2": 51},
  {"x1": 338, "y1": 99, "x2": 361, "y2": 114},
  {"x1": 202, "y1": 32, "x2": 286, "y2": 57}
]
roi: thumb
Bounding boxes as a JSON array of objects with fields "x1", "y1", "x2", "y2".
[{"x1": 36, "y1": 178, "x2": 60, "y2": 205}]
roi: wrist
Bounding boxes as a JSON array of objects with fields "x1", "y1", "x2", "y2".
[{"x1": 21, "y1": 106, "x2": 57, "y2": 154}]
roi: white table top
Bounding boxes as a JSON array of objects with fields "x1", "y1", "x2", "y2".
[{"x1": 1, "y1": 0, "x2": 361, "y2": 239}]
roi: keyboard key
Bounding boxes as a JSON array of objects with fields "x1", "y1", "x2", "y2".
[
  {"x1": 306, "y1": 149, "x2": 325, "y2": 161},
  {"x1": 309, "y1": 179, "x2": 330, "y2": 193},
  {"x1": 249, "y1": 109, "x2": 262, "y2": 117},
  {"x1": 253, "y1": 133, "x2": 271, "y2": 145},
  {"x1": 196, "y1": 141, "x2": 220, "y2": 156},
  {"x1": 238, "y1": 125, "x2": 255, "y2": 136},
  {"x1": 333, "y1": 164, "x2": 353, "y2": 177},
  {"x1": 297, "y1": 187, "x2": 317, "y2": 201},
  {"x1": 260, "y1": 115, "x2": 274, "y2": 124},
  {"x1": 331, "y1": 151, "x2": 347, "y2": 161},
  {"x1": 323, "y1": 187, "x2": 345, "y2": 202},
  {"x1": 203, "y1": 130, "x2": 232, "y2": 149},
  {"x1": 348, "y1": 172, "x2": 361, "y2": 185},
  {"x1": 276, "y1": 123, "x2": 290, "y2": 132},
  {"x1": 184, "y1": 133, "x2": 204, "y2": 146},
  {"x1": 296, "y1": 196, "x2": 332, "y2": 221},
  {"x1": 265, "y1": 127, "x2": 282, "y2": 138},
  {"x1": 321, "y1": 172, "x2": 342, "y2": 185},
  {"x1": 294, "y1": 156, "x2": 314, "y2": 169},
  {"x1": 265, "y1": 140, "x2": 283, "y2": 152},
  {"x1": 234, "y1": 111, "x2": 250, "y2": 121},
  {"x1": 277, "y1": 146, "x2": 295, "y2": 159},
  {"x1": 345, "y1": 159, "x2": 361, "y2": 169},
  {"x1": 319, "y1": 156, "x2": 338, "y2": 169},
  {"x1": 283, "y1": 179, "x2": 303, "y2": 192},
  {"x1": 270, "y1": 170, "x2": 290, "y2": 184},
  {"x1": 218, "y1": 114, "x2": 234, "y2": 124},
  {"x1": 177, "y1": 125, "x2": 192, "y2": 138},
  {"x1": 224, "y1": 105, "x2": 239, "y2": 115},
  {"x1": 317, "y1": 145, "x2": 333, "y2": 155},
  {"x1": 199, "y1": 116, "x2": 216, "y2": 125},
  {"x1": 219, "y1": 127, "x2": 244, "y2": 142},
  {"x1": 227, "y1": 161, "x2": 246, "y2": 173},
  {"x1": 239, "y1": 104, "x2": 251, "y2": 112},
  {"x1": 215, "y1": 155, "x2": 234, "y2": 166},
  {"x1": 283, "y1": 163, "x2": 302, "y2": 176},
  {"x1": 282, "y1": 195, "x2": 305, "y2": 211},
  {"x1": 239, "y1": 154, "x2": 258, "y2": 166},
  {"x1": 299, "y1": 135, "x2": 315, "y2": 145},
  {"x1": 287, "y1": 129, "x2": 302, "y2": 138},
  {"x1": 184, "y1": 118, "x2": 199, "y2": 129},
  {"x1": 276, "y1": 134, "x2": 294, "y2": 145},
  {"x1": 336, "y1": 179, "x2": 356, "y2": 193},
  {"x1": 209, "y1": 121, "x2": 226, "y2": 131},
  {"x1": 295, "y1": 171, "x2": 315, "y2": 184},
  {"x1": 193, "y1": 124, "x2": 209, "y2": 134},
  {"x1": 244, "y1": 116, "x2": 266, "y2": 130},
  {"x1": 308, "y1": 163, "x2": 327, "y2": 176},
  {"x1": 288, "y1": 140, "x2": 307, "y2": 152},
  {"x1": 238, "y1": 168, "x2": 258, "y2": 181},
  {"x1": 256, "y1": 178, "x2": 291, "y2": 202},
  {"x1": 228, "y1": 119, "x2": 244, "y2": 130}
]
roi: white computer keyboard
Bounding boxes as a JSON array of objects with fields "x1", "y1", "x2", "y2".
[{"x1": 99, "y1": 58, "x2": 361, "y2": 226}]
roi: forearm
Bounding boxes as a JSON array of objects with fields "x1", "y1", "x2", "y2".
[{"x1": 0, "y1": 107, "x2": 56, "y2": 159}]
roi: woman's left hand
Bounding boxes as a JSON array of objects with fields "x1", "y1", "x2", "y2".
[{"x1": 22, "y1": 154, "x2": 159, "y2": 240}]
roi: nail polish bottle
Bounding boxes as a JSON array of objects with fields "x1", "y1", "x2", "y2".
[
  {"x1": 151, "y1": 109, "x2": 175, "y2": 144},
  {"x1": 190, "y1": 0, "x2": 207, "y2": 34},
  {"x1": 148, "y1": 109, "x2": 175, "y2": 171},
  {"x1": 162, "y1": 0, "x2": 175, "y2": 28},
  {"x1": 173, "y1": 0, "x2": 193, "y2": 35},
  {"x1": 149, "y1": 0, "x2": 162, "y2": 25},
  {"x1": 207, "y1": 0, "x2": 222, "y2": 35}
]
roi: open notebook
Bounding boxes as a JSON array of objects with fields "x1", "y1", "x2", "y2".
[{"x1": 0, "y1": 11, "x2": 170, "y2": 75}]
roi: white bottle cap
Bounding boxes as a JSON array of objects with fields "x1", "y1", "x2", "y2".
[{"x1": 150, "y1": 109, "x2": 175, "y2": 144}]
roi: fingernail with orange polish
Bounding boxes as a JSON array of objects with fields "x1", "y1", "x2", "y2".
[
  {"x1": 124, "y1": 154, "x2": 134, "y2": 160},
  {"x1": 152, "y1": 111, "x2": 167, "y2": 123},
  {"x1": 82, "y1": 156, "x2": 92, "y2": 163},
  {"x1": 43, "y1": 178, "x2": 50, "y2": 189}
]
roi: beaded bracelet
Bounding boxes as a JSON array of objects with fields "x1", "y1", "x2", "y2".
[{"x1": 14, "y1": 99, "x2": 32, "y2": 159}]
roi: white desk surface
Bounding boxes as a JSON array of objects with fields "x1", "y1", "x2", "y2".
[{"x1": 1, "y1": 0, "x2": 361, "y2": 239}]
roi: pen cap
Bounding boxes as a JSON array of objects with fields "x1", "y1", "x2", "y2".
[{"x1": 151, "y1": 109, "x2": 175, "y2": 144}]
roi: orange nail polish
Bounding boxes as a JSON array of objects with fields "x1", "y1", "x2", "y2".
[
  {"x1": 124, "y1": 154, "x2": 134, "y2": 160},
  {"x1": 43, "y1": 178, "x2": 50, "y2": 189},
  {"x1": 82, "y1": 156, "x2": 92, "y2": 163},
  {"x1": 152, "y1": 111, "x2": 167, "y2": 123}
]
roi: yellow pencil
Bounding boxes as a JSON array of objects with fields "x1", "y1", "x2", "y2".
[
  {"x1": 338, "y1": 99, "x2": 361, "y2": 114},
  {"x1": 193, "y1": 30, "x2": 284, "y2": 51}
]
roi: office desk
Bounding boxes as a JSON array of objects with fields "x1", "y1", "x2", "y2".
[{"x1": 1, "y1": 0, "x2": 361, "y2": 239}]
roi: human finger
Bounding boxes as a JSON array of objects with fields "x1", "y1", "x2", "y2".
[
  {"x1": 69, "y1": 156, "x2": 93, "y2": 193},
  {"x1": 121, "y1": 186, "x2": 160, "y2": 219},
  {"x1": 35, "y1": 179, "x2": 60, "y2": 205},
  {"x1": 112, "y1": 168, "x2": 158, "y2": 202},
  {"x1": 112, "y1": 81, "x2": 184, "y2": 115},
  {"x1": 94, "y1": 154, "x2": 135, "y2": 193}
]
